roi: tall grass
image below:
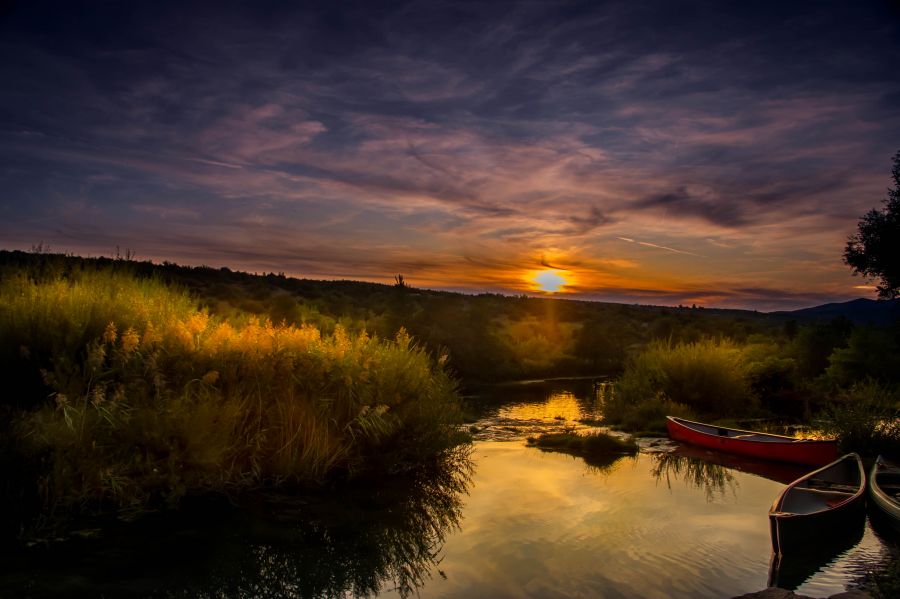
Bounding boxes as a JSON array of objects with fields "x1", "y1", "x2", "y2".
[
  {"x1": 603, "y1": 338, "x2": 754, "y2": 431},
  {"x1": 0, "y1": 265, "x2": 465, "y2": 521}
]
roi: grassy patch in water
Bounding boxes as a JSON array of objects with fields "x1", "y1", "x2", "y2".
[{"x1": 526, "y1": 431, "x2": 637, "y2": 467}]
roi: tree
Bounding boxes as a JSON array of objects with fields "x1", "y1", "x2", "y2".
[{"x1": 844, "y1": 150, "x2": 900, "y2": 299}]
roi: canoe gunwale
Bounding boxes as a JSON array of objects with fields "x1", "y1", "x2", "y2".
[
  {"x1": 666, "y1": 416, "x2": 839, "y2": 466},
  {"x1": 666, "y1": 416, "x2": 835, "y2": 445},
  {"x1": 769, "y1": 453, "x2": 865, "y2": 519}
]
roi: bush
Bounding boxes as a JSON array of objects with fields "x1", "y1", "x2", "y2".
[
  {"x1": 601, "y1": 385, "x2": 695, "y2": 433},
  {"x1": 742, "y1": 339, "x2": 798, "y2": 400},
  {"x1": 0, "y1": 265, "x2": 466, "y2": 522},
  {"x1": 821, "y1": 380, "x2": 900, "y2": 456},
  {"x1": 826, "y1": 327, "x2": 900, "y2": 387},
  {"x1": 604, "y1": 339, "x2": 755, "y2": 430}
]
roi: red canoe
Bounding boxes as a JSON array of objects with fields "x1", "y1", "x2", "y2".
[{"x1": 666, "y1": 416, "x2": 839, "y2": 467}]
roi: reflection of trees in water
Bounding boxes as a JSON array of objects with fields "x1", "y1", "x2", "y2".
[
  {"x1": 650, "y1": 452, "x2": 737, "y2": 500},
  {"x1": 577, "y1": 452, "x2": 633, "y2": 475},
  {"x1": 178, "y1": 448, "x2": 473, "y2": 599},
  {"x1": 4, "y1": 448, "x2": 473, "y2": 599}
]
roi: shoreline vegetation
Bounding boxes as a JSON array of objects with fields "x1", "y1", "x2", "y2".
[
  {"x1": 0, "y1": 256, "x2": 468, "y2": 537},
  {"x1": 2, "y1": 249, "x2": 899, "y2": 538}
]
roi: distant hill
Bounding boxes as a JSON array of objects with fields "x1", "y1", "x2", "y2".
[{"x1": 778, "y1": 298, "x2": 900, "y2": 325}]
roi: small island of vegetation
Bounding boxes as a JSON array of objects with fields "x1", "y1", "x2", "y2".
[{"x1": 526, "y1": 431, "x2": 638, "y2": 468}]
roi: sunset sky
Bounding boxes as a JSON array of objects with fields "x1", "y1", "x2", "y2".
[{"x1": 2, "y1": 0, "x2": 898, "y2": 310}]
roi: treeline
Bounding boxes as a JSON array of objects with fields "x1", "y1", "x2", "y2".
[{"x1": 0, "y1": 250, "x2": 789, "y2": 386}]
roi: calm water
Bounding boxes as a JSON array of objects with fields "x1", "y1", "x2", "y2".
[{"x1": 3, "y1": 379, "x2": 895, "y2": 598}]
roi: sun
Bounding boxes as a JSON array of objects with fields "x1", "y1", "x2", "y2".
[{"x1": 534, "y1": 269, "x2": 567, "y2": 293}]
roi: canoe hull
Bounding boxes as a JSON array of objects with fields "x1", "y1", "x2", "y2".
[
  {"x1": 769, "y1": 493, "x2": 866, "y2": 555},
  {"x1": 768, "y1": 521, "x2": 865, "y2": 589},
  {"x1": 870, "y1": 456, "x2": 900, "y2": 531},
  {"x1": 769, "y1": 453, "x2": 866, "y2": 556},
  {"x1": 666, "y1": 417, "x2": 839, "y2": 466}
]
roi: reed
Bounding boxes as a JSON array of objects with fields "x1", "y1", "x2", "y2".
[
  {"x1": 603, "y1": 338, "x2": 753, "y2": 430},
  {"x1": 0, "y1": 264, "x2": 465, "y2": 520}
]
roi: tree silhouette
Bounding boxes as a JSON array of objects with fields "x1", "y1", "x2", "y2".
[{"x1": 844, "y1": 150, "x2": 900, "y2": 299}]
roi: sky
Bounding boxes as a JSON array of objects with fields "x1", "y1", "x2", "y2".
[{"x1": 1, "y1": 0, "x2": 899, "y2": 311}]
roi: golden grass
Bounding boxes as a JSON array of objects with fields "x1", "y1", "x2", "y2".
[{"x1": 0, "y1": 264, "x2": 464, "y2": 517}]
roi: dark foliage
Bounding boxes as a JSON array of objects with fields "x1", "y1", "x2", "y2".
[{"x1": 845, "y1": 150, "x2": 900, "y2": 299}]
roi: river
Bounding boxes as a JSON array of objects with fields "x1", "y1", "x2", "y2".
[{"x1": 2, "y1": 379, "x2": 894, "y2": 598}]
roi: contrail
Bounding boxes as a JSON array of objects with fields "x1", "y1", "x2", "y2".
[{"x1": 617, "y1": 237, "x2": 701, "y2": 257}]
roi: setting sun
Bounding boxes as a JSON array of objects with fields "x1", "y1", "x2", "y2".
[{"x1": 534, "y1": 269, "x2": 567, "y2": 293}]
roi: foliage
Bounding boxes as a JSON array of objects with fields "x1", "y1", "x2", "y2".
[
  {"x1": 844, "y1": 150, "x2": 900, "y2": 299},
  {"x1": 825, "y1": 326, "x2": 900, "y2": 387},
  {"x1": 601, "y1": 388, "x2": 695, "y2": 433},
  {"x1": 574, "y1": 317, "x2": 638, "y2": 373},
  {"x1": 600, "y1": 338, "x2": 754, "y2": 431},
  {"x1": 790, "y1": 317, "x2": 853, "y2": 379},
  {"x1": 821, "y1": 380, "x2": 900, "y2": 456},
  {"x1": 0, "y1": 265, "x2": 465, "y2": 523},
  {"x1": 745, "y1": 354, "x2": 797, "y2": 398},
  {"x1": 496, "y1": 315, "x2": 578, "y2": 374},
  {"x1": 617, "y1": 339, "x2": 755, "y2": 413}
]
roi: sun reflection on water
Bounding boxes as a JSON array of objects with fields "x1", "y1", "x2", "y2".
[{"x1": 497, "y1": 391, "x2": 592, "y2": 422}]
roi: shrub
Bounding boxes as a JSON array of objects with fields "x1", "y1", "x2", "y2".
[
  {"x1": 604, "y1": 339, "x2": 755, "y2": 430},
  {"x1": 601, "y1": 386, "x2": 695, "y2": 433},
  {"x1": 821, "y1": 380, "x2": 900, "y2": 456},
  {"x1": 742, "y1": 339, "x2": 798, "y2": 400},
  {"x1": 826, "y1": 327, "x2": 900, "y2": 387},
  {"x1": 0, "y1": 265, "x2": 465, "y2": 522}
]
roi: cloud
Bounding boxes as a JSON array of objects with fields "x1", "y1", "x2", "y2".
[{"x1": 1, "y1": 0, "x2": 897, "y2": 310}]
